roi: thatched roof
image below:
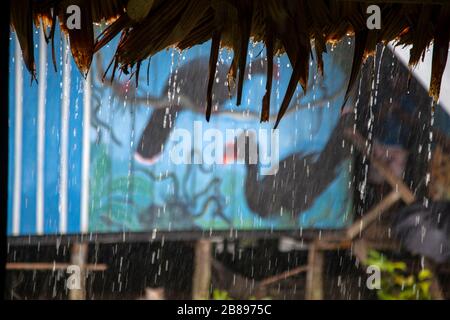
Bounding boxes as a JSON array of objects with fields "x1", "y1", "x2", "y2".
[{"x1": 10, "y1": 0, "x2": 450, "y2": 127}]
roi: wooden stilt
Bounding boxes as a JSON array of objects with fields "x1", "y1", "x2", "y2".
[
  {"x1": 424, "y1": 259, "x2": 445, "y2": 300},
  {"x1": 305, "y1": 242, "x2": 324, "y2": 300},
  {"x1": 68, "y1": 242, "x2": 88, "y2": 300},
  {"x1": 192, "y1": 239, "x2": 212, "y2": 300},
  {"x1": 429, "y1": 274, "x2": 445, "y2": 300}
]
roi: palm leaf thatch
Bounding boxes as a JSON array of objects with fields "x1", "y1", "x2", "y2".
[{"x1": 10, "y1": 0, "x2": 450, "y2": 127}]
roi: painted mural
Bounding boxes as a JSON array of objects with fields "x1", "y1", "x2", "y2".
[{"x1": 7, "y1": 27, "x2": 355, "y2": 236}]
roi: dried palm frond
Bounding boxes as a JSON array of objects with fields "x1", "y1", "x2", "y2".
[
  {"x1": 429, "y1": 5, "x2": 450, "y2": 101},
  {"x1": 59, "y1": 0, "x2": 94, "y2": 76},
  {"x1": 10, "y1": 0, "x2": 450, "y2": 127},
  {"x1": 11, "y1": 0, "x2": 35, "y2": 79},
  {"x1": 90, "y1": 0, "x2": 126, "y2": 24}
]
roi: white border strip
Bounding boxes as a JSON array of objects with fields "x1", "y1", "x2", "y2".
[
  {"x1": 59, "y1": 37, "x2": 71, "y2": 233},
  {"x1": 80, "y1": 70, "x2": 91, "y2": 233},
  {"x1": 12, "y1": 36, "x2": 23, "y2": 236},
  {"x1": 36, "y1": 27, "x2": 47, "y2": 235}
]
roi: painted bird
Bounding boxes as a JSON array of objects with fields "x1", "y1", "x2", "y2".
[
  {"x1": 135, "y1": 56, "x2": 271, "y2": 164},
  {"x1": 223, "y1": 112, "x2": 353, "y2": 218}
]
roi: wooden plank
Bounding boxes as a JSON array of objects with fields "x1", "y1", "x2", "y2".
[
  {"x1": 6, "y1": 262, "x2": 107, "y2": 271},
  {"x1": 192, "y1": 239, "x2": 212, "y2": 300},
  {"x1": 259, "y1": 265, "x2": 308, "y2": 287},
  {"x1": 346, "y1": 190, "x2": 402, "y2": 239},
  {"x1": 316, "y1": 239, "x2": 352, "y2": 250},
  {"x1": 353, "y1": 239, "x2": 369, "y2": 263},
  {"x1": 305, "y1": 242, "x2": 324, "y2": 300}
]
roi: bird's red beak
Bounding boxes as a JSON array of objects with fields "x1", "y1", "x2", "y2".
[{"x1": 222, "y1": 141, "x2": 237, "y2": 164}]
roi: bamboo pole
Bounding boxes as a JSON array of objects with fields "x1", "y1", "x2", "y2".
[{"x1": 6, "y1": 262, "x2": 106, "y2": 271}]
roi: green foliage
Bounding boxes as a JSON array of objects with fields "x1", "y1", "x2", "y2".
[
  {"x1": 365, "y1": 250, "x2": 432, "y2": 300},
  {"x1": 212, "y1": 290, "x2": 233, "y2": 300}
]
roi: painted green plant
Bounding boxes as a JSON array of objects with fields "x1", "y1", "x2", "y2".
[
  {"x1": 365, "y1": 250, "x2": 432, "y2": 300},
  {"x1": 89, "y1": 143, "x2": 152, "y2": 231}
]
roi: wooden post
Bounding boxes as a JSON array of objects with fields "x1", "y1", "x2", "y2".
[
  {"x1": 305, "y1": 242, "x2": 324, "y2": 300},
  {"x1": 68, "y1": 242, "x2": 88, "y2": 300},
  {"x1": 192, "y1": 239, "x2": 212, "y2": 300},
  {"x1": 424, "y1": 259, "x2": 445, "y2": 300}
]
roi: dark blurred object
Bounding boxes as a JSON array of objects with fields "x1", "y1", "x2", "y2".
[
  {"x1": 392, "y1": 202, "x2": 450, "y2": 264},
  {"x1": 368, "y1": 141, "x2": 408, "y2": 185},
  {"x1": 429, "y1": 146, "x2": 450, "y2": 201}
]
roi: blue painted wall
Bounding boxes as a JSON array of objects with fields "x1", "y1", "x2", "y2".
[{"x1": 8, "y1": 29, "x2": 355, "y2": 236}]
